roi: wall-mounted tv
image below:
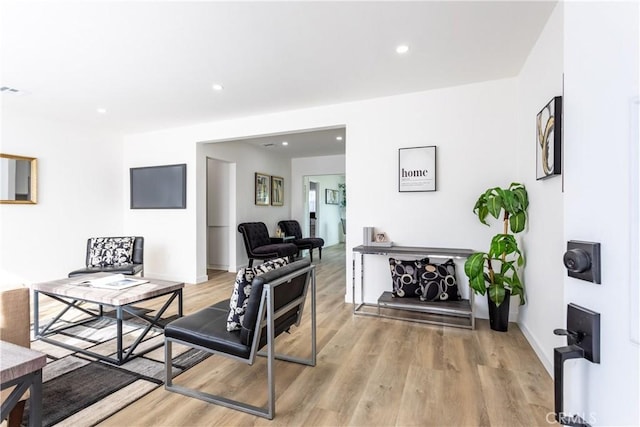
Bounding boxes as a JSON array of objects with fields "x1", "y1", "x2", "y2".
[{"x1": 130, "y1": 164, "x2": 186, "y2": 209}]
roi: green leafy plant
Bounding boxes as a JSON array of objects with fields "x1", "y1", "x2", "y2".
[
  {"x1": 338, "y1": 183, "x2": 346, "y2": 208},
  {"x1": 464, "y1": 183, "x2": 529, "y2": 307}
]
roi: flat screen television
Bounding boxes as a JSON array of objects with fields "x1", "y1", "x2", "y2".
[{"x1": 130, "y1": 164, "x2": 186, "y2": 209}]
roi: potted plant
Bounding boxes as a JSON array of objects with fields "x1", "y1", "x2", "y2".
[{"x1": 464, "y1": 182, "x2": 529, "y2": 331}]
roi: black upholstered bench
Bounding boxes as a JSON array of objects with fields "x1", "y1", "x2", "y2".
[{"x1": 164, "y1": 259, "x2": 316, "y2": 419}]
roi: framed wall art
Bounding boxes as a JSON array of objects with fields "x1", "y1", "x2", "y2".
[
  {"x1": 325, "y1": 189, "x2": 339, "y2": 205},
  {"x1": 398, "y1": 146, "x2": 436, "y2": 192},
  {"x1": 255, "y1": 172, "x2": 270, "y2": 205},
  {"x1": 536, "y1": 96, "x2": 562, "y2": 180},
  {"x1": 271, "y1": 175, "x2": 284, "y2": 206}
]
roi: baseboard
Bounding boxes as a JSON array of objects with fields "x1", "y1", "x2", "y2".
[
  {"x1": 518, "y1": 320, "x2": 553, "y2": 377},
  {"x1": 143, "y1": 273, "x2": 209, "y2": 285}
]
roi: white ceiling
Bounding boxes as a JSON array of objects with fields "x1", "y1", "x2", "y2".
[{"x1": 1, "y1": 1, "x2": 556, "y2": 157}]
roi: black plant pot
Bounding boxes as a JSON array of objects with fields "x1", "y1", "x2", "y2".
[{"x1": 487, "y1": 289, "x2": 511, "y2": 332}]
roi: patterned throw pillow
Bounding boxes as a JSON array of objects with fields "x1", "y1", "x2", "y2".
[
  {"x1": 88, "y1": 237, "x2": 135, "y2": 267},
  {"x1": 226, "y1": 257, "x2": 289, "y2": 331},
  {"x1": 389, "y1": 257, "x2": 430, "y2": 298},
  {"x1": 419, "y1": 259, "x2": 461, "y2": 302}
]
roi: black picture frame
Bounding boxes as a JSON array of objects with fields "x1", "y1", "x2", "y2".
[
  {"x1": 398, "y1": 146, "x2": 436, "y2": 192},
  {"x1": 536, "y1": 96, "x2": 562, "y2": 180},
  {"x1": 325, "y1": 189, "x2": 339, "y2": 205}
]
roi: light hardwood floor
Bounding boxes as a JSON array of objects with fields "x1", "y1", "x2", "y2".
[{"x1": 43, "y1": 244, "x2": 557, "y2": 426}]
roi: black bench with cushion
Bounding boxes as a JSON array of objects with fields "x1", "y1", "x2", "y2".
[
  {"x1": 164, "y1": 259, "x2": 316, "y2": 419},
  {"x1": 238, "y1": 222, "x2": 299, "y2": 267},
  {"x1": 278, "y1": 220, "x2": 324, "y2": 262},
  {"x1": 68, "y1": 236, "x2": 144, "y2": 277}
]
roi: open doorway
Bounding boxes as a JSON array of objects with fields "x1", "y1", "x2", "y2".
[
  {"x1": 309, "y1": 181, "x2": 319, "y2": 237},
  {"x1": 201, "y1": 126, "x2": 345, "y2": 277},
  {"x1": 303, "y1": 174, "x2": 345, "y2": 246},
  {"x1": 206, "y1": 157, "x2": 236, "y2": 273}
]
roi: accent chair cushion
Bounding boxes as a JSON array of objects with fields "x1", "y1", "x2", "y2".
[
  {"x1": 227, "y1": 257, "x2": 289, "y2": 331},
  {"x1": 419, "y1": 259, "x2": 461, "y2": 302},
  {"x1": 88, "y1": 237, "x2": 136, "y2": 267},
  {"x1": 389, "y1": 257, "x2": 430, "y2": 298}
]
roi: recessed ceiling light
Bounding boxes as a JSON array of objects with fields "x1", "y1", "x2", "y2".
[
  {"x1": 396, "y1": 45, "x2": 409, "y2": 54},
  {"x1": 282, "y1": 141, "x2": 289, "y2": 146},
  {"x1": 97, "y1": 108, "x2": 107, "y2": 114},
  {"x1": 212, "y1": 84, "x2": 224, "y2": 91},
  {"x1": 336, "y1": 136, "x2": 343, "y2": 141}
]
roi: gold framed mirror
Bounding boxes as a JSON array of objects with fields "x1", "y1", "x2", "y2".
[{"x1": 0, "y1": 153, "x2": 37, "y2": 204}]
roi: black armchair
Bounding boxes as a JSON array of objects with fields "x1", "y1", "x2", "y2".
[
  {"x1": 237, "y1": 222, "x2": 298, "y2": 268},
  {"x1": 68, "y1": 236, "x2": 144, "y2": 278},
  {"x1": 164, "y1": 259, "x2": 316, "y2": 419},
  {"x1": 278, "y1": 220, "x2": 324, "y2": 262}
]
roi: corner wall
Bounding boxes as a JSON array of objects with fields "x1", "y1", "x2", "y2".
[{"x1": 515, "y1": 2, "x2": 565, "y2": 375}]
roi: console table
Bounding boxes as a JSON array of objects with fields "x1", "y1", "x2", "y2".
[{"x1": 352, "y1": 245, "x2": 476, "y2": 329}]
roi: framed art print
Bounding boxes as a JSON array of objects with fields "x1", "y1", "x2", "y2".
[
  {"x1": 325, "y1": 189, "x2": 339, "y2": 205},
  {"x1": 271, "y1": 175, "x2": 284, "y2": 206},
  {"x1": 399, "y1": 146, "x2": 436, "y2": 192},
  {"x1": 536, "y1": 96, "x2": 562, "y2": 180},
  {"x1": 255, "y1": 172, "x2": 270, "y2": 205}
]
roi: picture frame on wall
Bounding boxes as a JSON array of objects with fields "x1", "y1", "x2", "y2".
[
  {"x1": 325, "y1": 189, "x2": 339, "y2": 205},
  {"x1": 255, "y1": 172, "x2": 270, "y2": 206},
  {"x1": 536, "y1": 96, "x2": 562, "y2": 180},
  {"x1": 398, "y1": 146, "x2": 436, "y2": 192},
  {"x1": 271, "y1": 175, "x2": 284, "y2": 206}
]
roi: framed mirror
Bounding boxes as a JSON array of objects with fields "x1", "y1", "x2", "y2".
[{"x1": 0, "y1": 153, "x2": 37, "y2": 204}]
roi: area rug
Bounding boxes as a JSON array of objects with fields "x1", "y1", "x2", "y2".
[{"x1": 24, "y1": 313, "x2": 210, "y2": 427}]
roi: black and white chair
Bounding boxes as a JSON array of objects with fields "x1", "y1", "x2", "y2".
[
  {"x1": 68, "y1": 236, "x2": 144, "y2": 278},
  {"x1": 163, "y1": 259, "x2": 316, "y2": 419}
]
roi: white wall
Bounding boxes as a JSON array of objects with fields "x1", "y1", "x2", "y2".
[
  {"x1": 122, "y1": 78, "x2": 518, "y2": 317},
  {"x1": 122, "y1": 129, "x2": 200, "y2": 282},
  {"x1": 516, "y1": 3, "x2": 565, "y2": 375},
  {"x1": 0, "y1": 111, "x2": 124, "y2": 282},
  {"x1": 563, "y1": 2, "x2": 639, "y2": 425},
  {"x1": 346, "y1": 79, "x2": 518, "y2": 313}
]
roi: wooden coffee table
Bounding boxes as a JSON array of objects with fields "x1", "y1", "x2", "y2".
[{"x1": 32, "y1": 274, "x2": 184, "y2": 365}]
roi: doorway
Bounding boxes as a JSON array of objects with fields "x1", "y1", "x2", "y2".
[
  {"x1": 309, "y1": 181, "x2": 319, "y2": 237},
  {"x1": 206, "y1": 157, "x2": 236, "y2": 272},
  {"x1": 303, "y1": 174, "x2": 345, "y2": 246}
]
